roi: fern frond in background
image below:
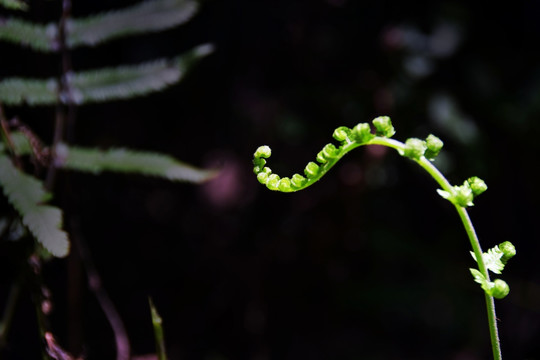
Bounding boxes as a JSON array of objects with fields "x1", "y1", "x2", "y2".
[
  {"x1": 68, "y1": 0, "x2": 198, "y2": 48},
  {"x1": 0, "y1": 17, "x2": 54, "y2": 51},
  {"x1": 0, "y1": 44, "x2": 213, "y2": 105},
  {"x1": 0, "y1": 0, "x2": 198, "y2": 52},
  {"x1": 0, "y1": 77, "x2": 58, "y2": 106},
  {"x1": 56, "y1": 143, "x2": 217, "y2": 183},
  {"x1": 0, "y1": 0, "x2": 27, "y2": 11}
]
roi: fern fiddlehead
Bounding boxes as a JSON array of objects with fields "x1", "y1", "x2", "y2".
[{"x1": 253, "y1": 116, "x2": 515, "y2": 360}]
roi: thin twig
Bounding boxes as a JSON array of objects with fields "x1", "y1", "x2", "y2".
[
  {"x1": 0, "y1": 275, "x2": 22, "y2": 349},
  {"x1": 71, "y1": 219, "x2": 131, "y2": 360}
]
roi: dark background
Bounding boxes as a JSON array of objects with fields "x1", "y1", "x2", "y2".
[{"x1": 1, "y1": 0, "x2": 540, "y2": 359}]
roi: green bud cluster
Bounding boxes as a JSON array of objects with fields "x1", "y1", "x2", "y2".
[
  {"x1": 401, "y1": 134, "x2": 444, "y2": 161},
  {"x1": 372, "y1": 116, "x2": 395, "y2": 137},
  {"x1": 470, "y1": 269, "x2": 511, "y2": 299},
  {"x1": 470, "y1": 241, "x2": 515, "y2": 299},
  {"x1": 252, "y1": 117, "x2": 398, "y2": 192},
  {"x1": 437, "y1": 177, "x2": 487, "y2": 207},
  {"x1": 252, "y1": 145, "x2": 309, "y2": 192},
  {"x1": 499, "y1": 241, "x2": 516, "y2": 264}
]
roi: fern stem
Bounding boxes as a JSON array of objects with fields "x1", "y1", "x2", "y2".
[
  {"x1": 416, "y1": 155, "x2": 501, "y2": 359},
  {"x1": 255, "y1": 123, "x2": 504, "y2": 359},
  {"x1": 456, "y1": 207, "x2": 502, "y2": 360},
  {"x1": 46, "y1": 0, "x2": 72, "y2": 190},
  {"x1": 414, "y1": 150, "x2": 501, "y2": 359}
]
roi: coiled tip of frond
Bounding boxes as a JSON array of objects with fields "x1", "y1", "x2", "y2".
[{"x1": 252, "y1": 146, "x2": 306, "y2": 192}]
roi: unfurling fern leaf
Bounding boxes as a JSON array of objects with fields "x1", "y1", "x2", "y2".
[{"x1": 0, "y1": 154, "x2": 69, "y2": 257}]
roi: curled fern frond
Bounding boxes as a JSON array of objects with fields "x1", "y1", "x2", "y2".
[
  {"x1": 68, "y1": 0, "x2": 198, "y2": 48},
  {"x1": 55, "y1": 143, "x2": 217, "y2": 183},
  {"x1": 253, "y1": 118, "x2": 400, "y2": 192},
  {"x1": 0, "y1": 44, "x2": 213, "y2": 106},
  {"x1": 0, "y1": 154, "x2": 69, "y2": 257}
]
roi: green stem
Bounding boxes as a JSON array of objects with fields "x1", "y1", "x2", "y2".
[
  {"x1": 372, "y1": 137, "x2": 501, "y2": 359},
  {"x1": 255, "y1": 130, "x2": 503, "y2": 359},
  {"x1": 456, "y1": 207, "x2": 501, "y2": 360}
]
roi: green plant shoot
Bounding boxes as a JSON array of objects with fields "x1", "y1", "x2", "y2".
[{"x1": 253, "y1": 116, "x2": 515, "y2": 360}]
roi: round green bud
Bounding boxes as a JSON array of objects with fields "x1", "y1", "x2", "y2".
[
  {"x1": 316, "y1": 150, "x2": 328, "y2": 164},
  {"x1": 256, "y1": 167, "x2": 271, "y2": 183},
  {"x1": 254, "y1": 145, "x2": 271, "y2": 159},
  {"x1": 499, "y1": 241, "x2": 516, "y2": 264},
  {"x1": 454, "y1": 183, "x2": 474, "y2": 207},
  {"x1": 256, "y1": 171, "x2": 268, "y2": 184},
  {"x1": 291, "y1": 173, "x2": 307, "y2": 188},
  {"x1": 304, "y1": 162, "x2": 320, "y2": 178},
  {"x1": 467, "y1": 177, "x2": 488, "y2": 196},
  {"x1": 322, "y1": 143, "x2": 338, "y2": 158},
  {"x1": 266, "y1": 174, "x2": 281, "y2": 190},
  {"x1": 403, "y1": 138, "x2": 427, "y2": 160},
  {"x1": 333, "y1": 126, "x2": 351, "y2": 142},
  {"x1": 491, "y1": 279, "x2": 510, "y2": 299},
  {"x1": 352, "y1": 123, "x2": 374, "y2": 144},
  {"x1": 278, "y1": 177, "x2": 292, "y2": 192},
  {"x1": 424, "y1": 134, "x2": 443, "y2": 160},
  {"x1": 372, "y1": 116, "x2": 395, "y2": 138}
]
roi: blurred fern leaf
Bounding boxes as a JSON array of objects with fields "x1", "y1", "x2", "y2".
[
  {"x1": 0, "y1": 18, "x2": 57, "y2": 51},
  {"x1": 68, "y1": 0, "x2": 198, "y2": 48},
  {"x1": 0, "y1": 0, "x2": 28, "y2": 11},
  {"x1": 0, "y1": 44, "x2": 212, "y2": 105},
  {"x1": 0, "y1": 77, "x2": 58, "y2": 106},
  {"x1": 56, "y1": 143, "x2": 217, "y2": 183},
  {"x1": 66, "y1": 44, "x2": 213, "y2": 104},
  {"x1": 0, "y1": 0, "x2": 197, "y2": 52},
  {"x1": 0, "y1": 154, "x2": 69, "y2": 257}
]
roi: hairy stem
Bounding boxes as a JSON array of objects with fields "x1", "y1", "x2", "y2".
[
  {"x1": 456, "y1": 207, "x2": 501, "y2": 360},
  {"x1": 254, "y1": 124, "x2": 504, "y2": 359},
  {"x1": 375, "y1": 137, "x2": 501, "y2": 359}
]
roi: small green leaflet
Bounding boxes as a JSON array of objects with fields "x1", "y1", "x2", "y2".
[
  {"x1": 470, "y1": 246, "x2": 505, "y2": 274},
  {"x1": 0, "y1": 155, "x2": 69, "y2": 257}
]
